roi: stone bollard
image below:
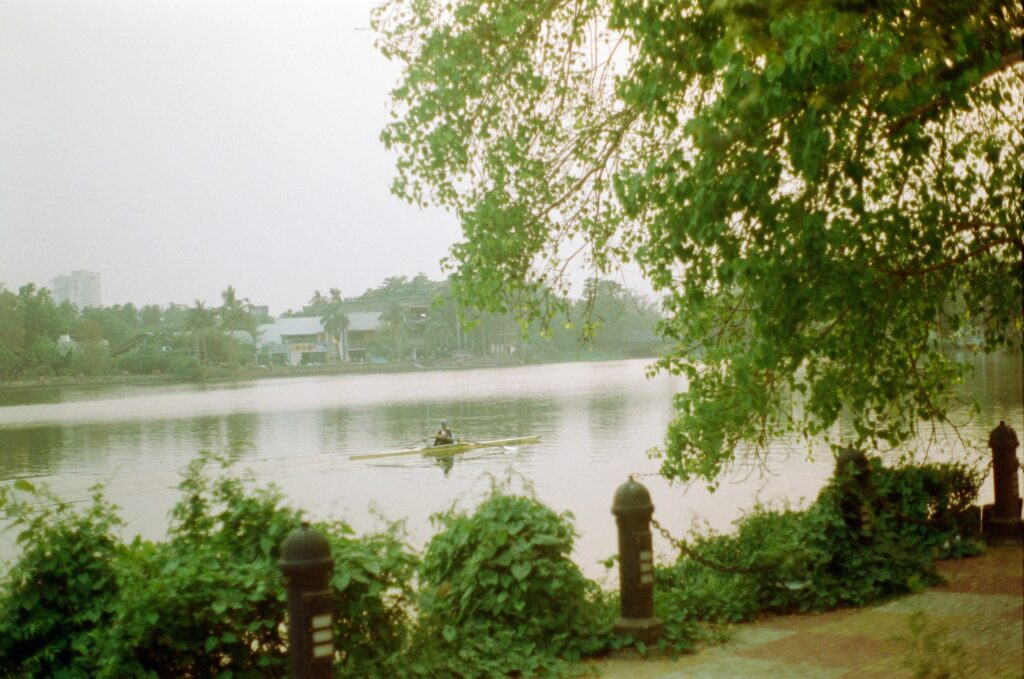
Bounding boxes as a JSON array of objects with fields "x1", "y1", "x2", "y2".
[
  {"x1": 612, "y1": 476, "x2": 663, "y2": 644},
  {"x1": 279, "y1": 523, "x2": 336, "y2": 678},
  {"x1": 982, "y1": 421, "x2": 1023, "y2": 542}
]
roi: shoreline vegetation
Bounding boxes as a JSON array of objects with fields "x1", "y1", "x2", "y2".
[
  {"x1": 0, "y1": 274, "x2": 668, "y2": 392},
  {"x1": 0, "y1": 451, "x2": 989, "y2": 677},
  {"x1": 0, "y1": 350, "x2": 660, "y2": 393}
]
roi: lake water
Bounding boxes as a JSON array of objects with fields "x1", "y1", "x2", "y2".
[{"x1": 1, "y1": 356, "x2": 1021, "y2": 577}]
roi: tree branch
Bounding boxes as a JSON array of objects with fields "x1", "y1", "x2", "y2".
[
  {"x1": 887, "y1": 50, "x2": 1023, "y2": 136},
  {"x1": 878, "y1": 237, "x2": 1018, "y2": 277}
]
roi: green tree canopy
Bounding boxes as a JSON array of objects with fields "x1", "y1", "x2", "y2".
[
  {"x1": 219, "y1": 285, "x2": 258, "y2": 336},
  {"x1": 0, "y1": 287, "x2": 26, "y2": 378},
  {"x1": 375, "y1": 0, "x2": 1023, "y2": 483},
  {"x1": 184, "y1": 300, "x2": 217, "y2": 364}
]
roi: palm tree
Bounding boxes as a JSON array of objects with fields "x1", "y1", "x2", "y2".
[
  {"x1": 184, "y1": 300, "x2": 216, "y2": 363},
  {"x1": 320, "y1": 292, "x2": 349, "y2": 362},
  {"x1": 219, "y1": 285, "x2": 256, "y2": 335},
  {"x1": 308, "y1": 290, "x2": 327, "y2": 313}
]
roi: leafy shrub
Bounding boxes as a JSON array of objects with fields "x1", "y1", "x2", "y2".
[
  {"x1": 91, "y1": 456, "x2": 302, "y2": 677},
  {"x1": 95, "y1": 539, "x2": 287, "y2": 678},
  {"x1": 0, "y1": 484, "x2": 123, "y2": 678},
  {"x1": 408, "y1": 492, "x2": 616, "y2": 677},
  {"x1": 872, "y1": 461, "x2": 986, "y2": 556},
  {"x1": 329, "y1": 521, "x2": 418, "y2": 677},
  {"x1": 115, "y1": 344, "x2": 174, "y2": 375},
  {"x1": 0, "y1": 454, "x2": 417, "y2": 679},
  {"x1": 0, "y1": 454, "x2": 986, "y2": 677},
  {"x1": 655, "y1": 458, "x2": 986, "y2": 635},
  {"x1": 168, "y1": 354, "x2": 204, "y2": 381},
  {"x1": 655, "y1": 505, "x2": 807, "y2": 634}
]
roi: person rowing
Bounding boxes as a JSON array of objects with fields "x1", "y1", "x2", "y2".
[{"x1": 434, "y1": 420, "x2": 455, "y2": 446}]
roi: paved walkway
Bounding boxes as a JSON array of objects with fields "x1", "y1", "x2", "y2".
[{"x1": 585, "y1": 543, "x2": 1023, "y2": 678}]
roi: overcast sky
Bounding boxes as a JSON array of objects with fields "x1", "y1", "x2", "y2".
[{"x1": 1, "y1": 0, "x2": 463, "y2": 314}]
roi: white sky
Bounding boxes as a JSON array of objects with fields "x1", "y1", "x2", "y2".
[{"x1": 0, "y1": 0, "x2": 463, "y2": 314}]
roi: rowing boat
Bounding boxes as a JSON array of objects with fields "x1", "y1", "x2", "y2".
[{"x1": 350, "y1": 435, "x2": 541, "y2": 461}]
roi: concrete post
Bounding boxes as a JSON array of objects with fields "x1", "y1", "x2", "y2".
[
  {"x1": 983, "y1": 421, "x2": 1023, "y2": 541},
  {"x1": 279, "y1": 523, "x2": 336, "y2": 678},
  {"x1": 612, "y1": 476, "x2": 663, "y2": 644}
]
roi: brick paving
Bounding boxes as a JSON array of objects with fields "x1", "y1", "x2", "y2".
[{"x1": 584, "y1": 543, "x2": 1023, "y2": 679}]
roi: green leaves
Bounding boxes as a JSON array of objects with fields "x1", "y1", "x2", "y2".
[
  {"x1": 377, "y1": 0, "x2": 1023, "y2": 486},
  {"x1": 13, "y1": 478, "x2": 35, "y2": 493},
  {"x1": 655, "y1": 457, "x2": 985, "y2": 636},
  {"x1": 511, "y1": 561, "x2": 532, "y2": 580},
  {"x1": 412, "y1": 490, "x2": 615, "y2": 675},
  {"x1": 0, "y1": 456, "x2": 418, "y2": 678}
]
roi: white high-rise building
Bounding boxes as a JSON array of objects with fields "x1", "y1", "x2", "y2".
[{"x1": 50, "y1": 270, "x2": 101, "y2": 309}]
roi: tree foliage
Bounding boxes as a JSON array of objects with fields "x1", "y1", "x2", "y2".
[
  {"x1": 219, "y1": 285, "x2": 258, "y2": 337},
  {"x1": 375, "y1": 0, "x2": 1024, "y2": 483}
]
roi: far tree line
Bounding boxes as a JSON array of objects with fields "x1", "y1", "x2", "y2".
[{"x1": 0, "y1": 275, "x2": 665, "y2": 382}]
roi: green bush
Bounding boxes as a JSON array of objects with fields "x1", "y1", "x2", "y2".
[
  {"x1": 68, "y1": 343, "x2": 112, "y2": 377},
  {"x1": 328, "y1": 521, "x2": 418, "y2": 677},
  {"x1": 0, "y1": 484, "x2": 123, "y2": 678},
  {"x1": 95, "y1": 540, "x2": 287, "y2": 678},
  {"x1": 0, "y1": 455, "x2": 417, "y2": 679},
  {"x1": 115, "y1": 344, "x2": 174, "y2": 375},
  {"x1": 90, "y1": 457, "x2": 302, "y2": 677},
  {"x1": 655, "y1": 458, "x2": 986, "y2": 635},
  {"x1": 408, "y1": 492, "x2": 616, "y2": 677},
  {"x1": 0, "y1": 455, "x2": 986, "y2": 677},
  {"x1": 171, "y1": 354, "x2": 204, "y2": 381}
]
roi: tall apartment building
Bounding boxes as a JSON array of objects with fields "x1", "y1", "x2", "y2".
[{"x1": 50, "y1": 270, "x2": 102, "y2": 309}]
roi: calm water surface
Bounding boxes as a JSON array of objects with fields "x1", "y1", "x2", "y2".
[{"x1": 1, "y1": 357, "x2": 1020, "y2": 576}]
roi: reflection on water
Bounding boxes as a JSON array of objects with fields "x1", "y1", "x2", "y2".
[{"x1": 0, "y1": 355, "x2": 1020, "y2": 576}]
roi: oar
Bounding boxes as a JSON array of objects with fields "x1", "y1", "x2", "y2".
[
  {"x1": 347, "y1": 437, "x2": 432, "y2": 461},
  {"x1": 349, "y1": 447, "x2": 428, "y2": 461}
]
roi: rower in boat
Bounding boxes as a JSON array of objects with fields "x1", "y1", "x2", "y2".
[{"x1": 434, "y1": 420, "x2": 455, "y2": 446}]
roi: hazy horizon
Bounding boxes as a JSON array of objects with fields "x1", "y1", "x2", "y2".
[{"x1": 1, "y1": 0, "x2": 463, "y2": 315}]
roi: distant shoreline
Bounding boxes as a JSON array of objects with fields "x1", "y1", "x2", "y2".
[{"x1": 0, "y1": 351, "x2": 661, "y2": 393}]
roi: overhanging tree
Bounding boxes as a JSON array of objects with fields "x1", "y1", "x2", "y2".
[{"x1": 374, "y1": 0, "x2": 1023, "y2": 484}]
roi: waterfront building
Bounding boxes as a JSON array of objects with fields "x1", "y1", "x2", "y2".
[
  {"x1": 255, "y1": 311, "x2": 384, "y2": 365},
  {"x1": 256, "y1": 316, "x2": 330, "y2": 366},
  {"x1": 339, "y1": 311, "x2": 383, "y2": 362}
]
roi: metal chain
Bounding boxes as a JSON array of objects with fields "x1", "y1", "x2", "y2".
[{"x1": 649, "y1": 516, "x2": 776, "y2": 576}]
